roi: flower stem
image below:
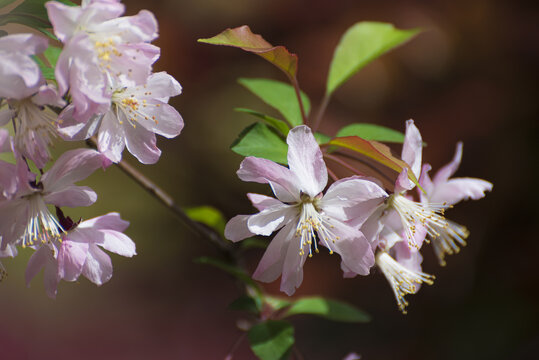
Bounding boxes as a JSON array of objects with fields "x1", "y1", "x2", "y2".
[
  {"x1": 311, "y1": 93, "x2": 330, "y2": 132},
  {"x1": 291, "y1": 77, "x2": 307, "y2": 124}
]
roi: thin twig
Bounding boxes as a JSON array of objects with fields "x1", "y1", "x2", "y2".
[
  {"x1": 311, "y1": 93, "x2": 330, "y2": 132},
  {"x1": 224, "y1": 332, "x2": 247, "y2": 360},
  {"x1": 85, "y1": 137, "x2": 233, "y2": 256},
  {"x1": 291, "y1": 77, "x2": 308, "y2": 124}
]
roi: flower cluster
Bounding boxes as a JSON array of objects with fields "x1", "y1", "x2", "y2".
[
  {"x1": 0, "y1": 0, "x2": 183, "y2": 297},
  {"x1": 225, "y1": 122, "x2": 492, "y2": 312}
]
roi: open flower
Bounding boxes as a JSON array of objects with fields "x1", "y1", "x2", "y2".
[
  {"x1": 59, "y1": 72, "x2": 183, "y2": 164},
  {"x1": 25, "y1": 211, "x2": 136, "y2": 298},
  {"x1": 418, "y1": 142, "x2": 492, "y2": 265},
  {"x1": 46, "y1": 0, "x2": 159, "y2": 121},
  {"x1": 0, "y1": 149, "x2": 105, "y2": 249},
  {"x1": 225, "y1": 125, "x2": 387, "y2": 295}
]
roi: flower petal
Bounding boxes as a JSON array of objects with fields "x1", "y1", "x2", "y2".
[
  {"x1": 286, "y1": 125, "x2": 327, "y2": 197},
  {"x1": 237, "y1": 157, "x2": 299, "y2": 202},
  {"x1": 280, "y1": 228, "x2": 308, "y2": 296},
  {"x1": 58, "y1": 240, "x2": 89, "y2": 281},
  {"x1": 247, "y1": 193, "x2": 282, "y2": 211},
  {"x1": 44, "y1": 185, "x2": 97, "y2": 207},
  {"x1": 433, "y1": 142, "x2": 462, "y2": 185},
  {"x1": 78, "y1": 212, "x2": 129, "y2": 232},
  {"x1": 224, "y1": 215, "x2": 254, "y2": 242},
  {"x1": 247, "y1": 203, "x2": 295, "y2": 236},
  {"x1": 82, "y1": 244, "x2": 112, "y2": 285},
  {"x1": 401, "y1": 119, "x2": 422, "y2": 180},
  {"x1": 328, "y1": 220, "x2": 375, "y2": 276},
  {"x1": 97, "y1": 110, "x2": 125, "y2": 163},
  {"x1": 97, "y1": 230, "x2": 136, "y2": 257},
  {"x1": 429, "y1": 178, "x2": 493, "y2": 205},
  {"x1": 252, "y1": 222, "x2": 295, "y2": 284},
  {"x1": 124, "y1": 121, "x2": 161, "y2": 164}
]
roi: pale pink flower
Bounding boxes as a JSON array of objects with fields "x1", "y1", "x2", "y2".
[
  {"x1": 0, "y1": 149, "x2": 105, "y2": 250},
  {"x1": 25, "y1": 211, "x2": 136, "y2": 298},
  {"x1": 59, "y1": 72, "x2": 183, "y2": 164},
  {"x1": 0, "y1": 34, "x2": 48, "y2": 100},
  {"x1": 46, "y1": 0, "x2": 159, "y2": 121},
  {"x1": 224, "y1": 125, "x2": 387, "y2": 295},
  {"x1": 418, "y1": 142, "x2": 492, "y2": 265}
]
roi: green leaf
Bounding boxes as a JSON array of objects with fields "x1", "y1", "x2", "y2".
[
  {"x1": 194, "y1": 256, "x2": 261, "y2": 293},
  {"x1": 235, "y1": 108, "x2": 290, "y2": 136},
  {"x1": 248, "y1": 320, "x2": 294, "y2": 360},
  {"x1": 43, "y1": 45, "x2": 61, "y2": 68},
  {"x1": 0, "y1": 0, "x2": 17, "y2": 9},
  {"x1": 198, "y1": 26, "x2": 298, "y2": 82},
  {"x1": 0, "y1": 0, "x2": 50, "y2": 28},
  {"x1": 238, "y1": 78, "x2": 310, "y2": 127},
  {"x1": 328, "y1": 136, "x2": 421, "y2": 189},
  {"x1": 327, "y1": 21, "x2": 420, "y2": 95},
  {"x1": 239, "y1": 237, "x2": 268, "y2": 250},
  {"x1": 283, "y1": 296, "x2": 371, "y2": 323},
  {"x1": 185, "y1": 206, "x2": 226, "y2": 236},
  {"x1": 314, "y1": 132, "x2": 331, "y2": 145},
  {"x1": 32, "y1": 55, "x2": 55, "y2": 80},
  {"x1": 264, "y1": 295, "x2": 292, "y2": 312},
  {"x1": 231, "y1": 122, "x2": 288, "y2": 164},
  {"x1": 337, "y1": 123, "x2": 406, "y2": 143},
  {"x1": 229, "y1": 295, "x2": 262, "y2": 314}
]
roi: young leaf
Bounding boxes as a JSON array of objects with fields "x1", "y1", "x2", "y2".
[
  {"x1": 238, "y1": 78, "x2": 310, "y2": 127},
  {"x1": 328, "y1": 136, "x2": 421, "y2": 188},
  {"x1": 248, "y1": 320, "x2": 294, "y2": 360},
  {"x1": 194, "y1": 256, "x2": 261, "y2": 293},
  {"x1": 327, "y1": 22, "x2": 420, "y2": 96},
  {"x1": 337, "y1": 123, "x2": 406, "y2": 143},
  {"x1": 314, "y1": 132, "x2": 331, "y2": 145},
  {"x1": 32, "y1": 55, "x2": 55, "y2": 80},
  {"x1": 198, "y1": 26, "x2": 298, "y2": 82},
  {"x1": 185, "y1": 206, "x2": 226, "y2": 236},
  {"x1": 283, "y1": 296, "x2": 371, "y2": 323},
  {"x1": 43, "y1": 45, "x2": 61, "y2": 68},
  {"x1": 235, "y1": 108, "x2": 290, "y2": 136},
  {"x1": 231, "y1": 123, "x2": 288, "y2": 165}
]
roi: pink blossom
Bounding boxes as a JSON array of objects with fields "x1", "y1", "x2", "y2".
[
  {"x1": 59, "y1": 72, "x2": 183, "y2": 164},
  {"x1": 418, "y1": 142, "x2": 492, "y2": 265},
  {"x1": 0, "y1": 34, "x2": 48, "y2": 100},
  {"x1": 25, "y1": 211, "x2": 136, "y2": 298},
  {"x1": 46, "y1": 0, "x2": 159, "y2": 121},
  {"x1": 0, "y1": 149, "x2": 105, "y2": 250},
  {"x1": 224, "y1": 125, "x2": 387, "y2": 295}
]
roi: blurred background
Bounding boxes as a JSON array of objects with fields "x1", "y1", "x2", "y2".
[{"x1": 1, "y1": 0, "x2": 538, "y2": 359}]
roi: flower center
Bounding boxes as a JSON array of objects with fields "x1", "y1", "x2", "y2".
[
  {"x1": 111, "y1": 88, "x2": 158, "y2": 128},
  {"x1": 295, "y1": 200, "x2": 339, "y2": 257},
  {"x1": 21, "y1": 195, "x2": 64, "y2": 248}
]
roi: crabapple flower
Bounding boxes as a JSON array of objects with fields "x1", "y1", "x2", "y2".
[
  {"x1": 59, "y1": 72, "x2": 183, "y2": 164},
  {"x1": 224, "y1": 125, "x2": 387, "y2": 295},
  {"x1": 25, "y1": 211, "x2": 136, "y2": 298},
  {"x1": 418, "y1": 142, "x2": 492, "y2": 265},
  {"x1": 46, "y1": 0, "x2": 160, "y2": 121},
  {"x1": 0, "y1": 148, "x2": 106, "y2": 250},
  {"x1": 0, "y1": 34, "x2": 48, "y2": 100}
]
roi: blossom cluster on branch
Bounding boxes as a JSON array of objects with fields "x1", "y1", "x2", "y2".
[{"x1": 0, "y1": 0, "x2": 183, "y2": 297}]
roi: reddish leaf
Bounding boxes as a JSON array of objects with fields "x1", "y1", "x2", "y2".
[
  {"x1": 198, "y1": 25, "x2": 298, "y2": 81},
  {"x1": 328, "y1": 136, "x2": 421, "y2": 188}
]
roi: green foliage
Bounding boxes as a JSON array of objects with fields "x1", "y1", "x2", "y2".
[
  {"x1": 337, "y1": 123, "x2": 406, "y2": 143},
  {"x1": 239, "y1": 237, "x2": 268, "y2": 250},
  {"x1": 229, "y1": 295, "x2": 262, "y2": 314},
  {"x1": 238, "y1": 78, "x2": 310, "y2": 127},
  {"x1": 0, "y1": 0, "x2": 17, "y2": 9},
  {"x1": 31, "y1": 45, "x2": 61, "y2": 81},
  {"x1": 198, "y1": 25, "x2": 298, "y2": 82},
  {"x1": 185, "y1": 206, "x2": 226, "y2": 236},
  {"x1": 231, "y1": 123, "x2": 288, "y2": 165},
  {"x1": 248, "y1": 320, "x2": 294, "y2": 360},
  {"x1": 283, "y1": 296, "x2": 371, "y2": 323},
  {"x1": 327, "y1": 21, "x2": 420, "y2": 95},
  {"x1": 264, "y1": 295, "x2": 292, "y2": 312},
  {"x1": 235, "y1": 108, "x2": 290, "y2": 136},
  {"x1": 314, "y1": 132, "x2": 331, "y2": 145}
]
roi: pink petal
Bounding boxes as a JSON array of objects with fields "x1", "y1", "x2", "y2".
[
  {"x1": 134, "y1": 100, "x2": 183, "y2": 138},
  {"x1": 97, "y1": 111, "x2": 125, "y2": 163},
  {"x1": 25, "y1": 246, "x2": 51, "y2": 286},
  {"x1": 97, "y1": 230, "x2": 136, "y2": 257},
  {"x1": 45, "y1": 1, "x2": 82, "y2": 42},
  {"x1": 41, "y1": 148, "x2": 104, "y2": 192},
  {"x1": 418, "y1": 164, "x2": 433, "y2": 202},
  {"x1": 401, "y1": 119, "x2": 423, "y2": 180},
  {"x1": 280, "y1": 229, "x2": 307, "y2": 296},
  {"x1": 433, "y1": 142, "x2": 463, "y2": 185},
  {"x1": 252, "y1": 222, "x2": 295, "y2": 283},
  {"x1": 224, "y1": 215, "x2": 254, "y2": 242},
  {"x1": 78, "y1": 212, "x2": 129, "y2": 232},
  {"x1": 58, "y1": 240, "x2": 89, "y2": 281},
  {"x1": 43, "y1": 253, "x2": 60, "y2": 299},
  {"x1": 57, "y1": 106, "x2": 102, "y2": 141},
  {"x1": 429, "y1": 178, "x2": 493, "y2": 205},
  {"x1": 394, "y1": 168, "x2": 413, "y2": 193},
  {"x1": 329, "y1": 220, "x2": 375, "y2": 276},
  {"x1": 44, "y1": 185, "x2": 97, "y2": 208},
  {"x1": 247, "y1": 193, "x2": 282, "y2": 211},
  {"x1": 0, "y1": 109, "x2": 14, "y2": 127},
  {"x1": 286, "y1": 125, "x2": 327, "y2": 197},
  {"x1": 82, "y1": 244, "x2": 112, "y2": 285},
  {"x1": 237, "y1": 157, "x2": 298, "y2": 203},
  {"x1": 247, "y1": 204, "x2": 295, "y2": 236},
  {"x1": 394, "y1": 240, "x2": 423, "y2": 274},
  {"x1": 124, "y1": 122, "x2": 161, "y2": 164}
]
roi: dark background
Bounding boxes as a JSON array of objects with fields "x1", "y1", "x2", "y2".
[{"x1": 1, "y1": 0, "x2": 537, "y2": 359}]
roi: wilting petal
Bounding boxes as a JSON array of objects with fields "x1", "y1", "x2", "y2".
[
  {"x1": 252, "y1": 222, "x2": 295, "y2": 284},
  {"x1": 82, "y1": 244, "x2": 112, "y2": 285},
  {"x1": 58, "y1": 240, "x2": 89, "y2": 281},
  {"x1": 286, "y1": 125, "x2": 327, "y2": 197},
  {"x1": 429, "y1": 178, "x2": 493, "y2": 205},
  {"x1": 238, "y1": 157, "x2": 298, "y2": 203},
  {"x1": 224, "y1": 215, "x2": 254, "y2": 242}
]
